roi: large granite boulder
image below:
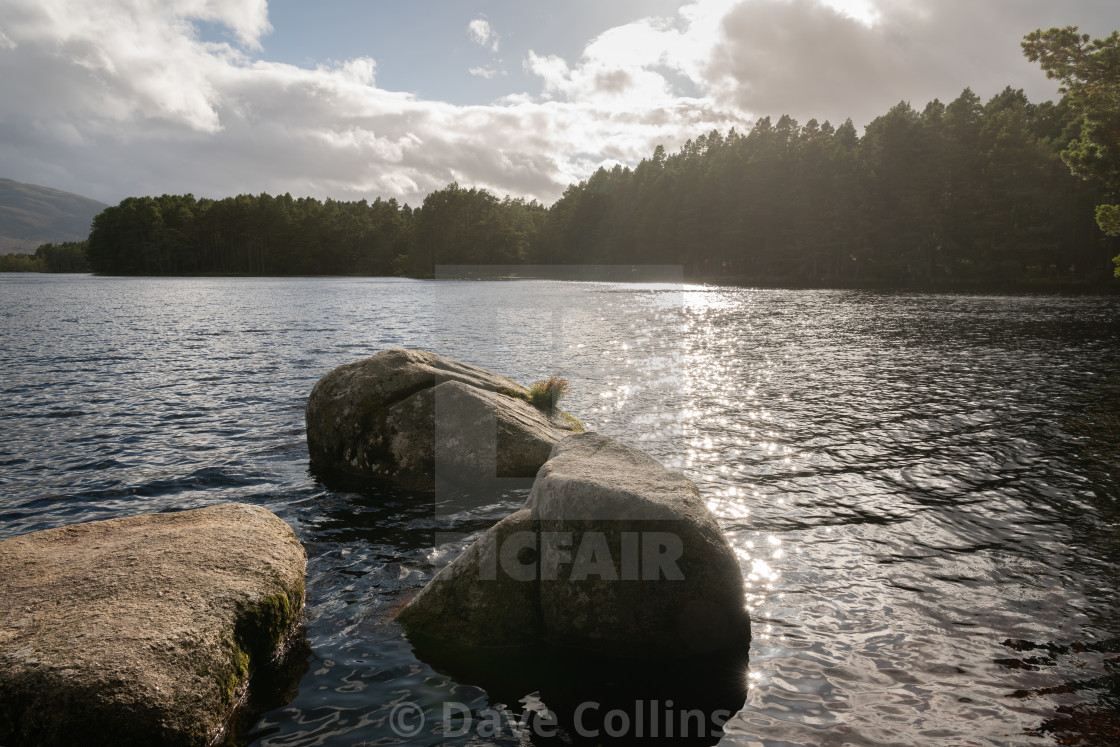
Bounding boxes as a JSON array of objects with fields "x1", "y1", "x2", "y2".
[
  {"x1": 397, "y1": 432, "x2": 750, "y2": 659},
  {"x1": 305, "y1": 348, "x2": 582, "y2": 488},
  {"x1": 0, "y1": 503, "x2": 306, "y2": 747}
]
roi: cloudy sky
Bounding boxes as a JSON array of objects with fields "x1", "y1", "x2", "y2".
[{"x1": 0, "y1": 0, "x2": 1115, "y2": 207}]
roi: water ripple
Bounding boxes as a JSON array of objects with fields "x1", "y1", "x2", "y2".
[{"x1": 1, "y1": 275, "x2": 1118, "y2": 745}]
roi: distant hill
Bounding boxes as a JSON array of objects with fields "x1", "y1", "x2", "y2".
[{"x1": 0, "y1": 178, "x2": 107, "y2": 253}]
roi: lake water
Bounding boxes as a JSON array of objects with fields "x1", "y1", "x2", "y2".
[{"x1": 2, "y1": 274, "x2": 1118, "y2": 746}]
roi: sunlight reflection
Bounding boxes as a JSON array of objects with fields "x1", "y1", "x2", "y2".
[{"x1": 637, "y1": 286, "x2": 797, "y2": 702}]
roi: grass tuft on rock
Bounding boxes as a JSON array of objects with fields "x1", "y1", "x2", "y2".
[{"x1": 528, "y1": 376, "x2": 569, "y2": 413}]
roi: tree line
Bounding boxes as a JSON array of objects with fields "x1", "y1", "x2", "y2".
[
  {"x1": 57, "y1": 88, "x2": 1120, "y2": 287},
  {"x1": 0, "y1": 241, "x2": 90, "y2": 273},
  {"x1": 533, "y1": 87, "x2": 1115, "y2": 286}
]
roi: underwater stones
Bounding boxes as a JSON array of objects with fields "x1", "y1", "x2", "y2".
[
  {"x1": 397, "y1": 433, "x2": 751, "y2": 659},
  {"x1": 0, "y1": 503, "x2": 306, "y2": 747},
  {"x1": 305, "y1": 348, "x2": 582, "y2": 488}
]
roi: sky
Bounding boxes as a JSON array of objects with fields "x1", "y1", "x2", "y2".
[{"x1": 0, "y1": 0, "x2": 1116, "y2": 207}]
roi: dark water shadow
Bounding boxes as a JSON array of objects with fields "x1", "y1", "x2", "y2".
[
  {"x1": 226, "y1": 632, "x2": 313, "y2": 747},
  {"x1": 409, "y1": 635, "x2": 749, "y2": 745},
  {"x1": 999, "y1": 637, "x2": 1120, "y2": 746},
  {"x1": 304, "y1": 466, "x2": 531, "y2": 550},
  {"x1": 304, "y1": 470, "x2": 440, "y2": 549}
]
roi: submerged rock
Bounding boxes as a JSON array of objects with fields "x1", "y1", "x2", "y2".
[
  {"x1": 305, "y1": 348, "x2": 582, "y2": 488},
  {"x1": 0, "y1": 503, "x2": 306, "y2": 747},
  {"x1": 398, "y1": 432, "x2": 750, "y2": 659},
  {"x1": 395, "y1": 508, "x2": 542, "y2": 647}
]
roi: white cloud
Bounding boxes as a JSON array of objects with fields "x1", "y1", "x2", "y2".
[
  {"x1": 818, "y1": 0, "x2": 880, "y2": 26},
  {"x1": 469, "y1": 66, "x2": 503, "y2": 79},
  {"x1": 524, "y1": 0, "x2": 741, "y2": 111},
  {"x1": 525, "y1": 21, "x2": 683, "y2": 107},
  {"x1": 179, "y1": 0, "x2": 272, "y2": 47},
  {"x1": 2, "y1": 0, "x2": 1115, "y2": 209},
  {"x1": 0, "y1": 0, "x2": 747, "y2": 206},
  {"x1": 468, "y1": 18, "x2": 499, "y2": 52},
  {"x1": 520, "y1": 0, "x2": 1116, "y2": 132},
  {"x1": 701, "y1": 0, "x2": 1105, "y2": 129}
]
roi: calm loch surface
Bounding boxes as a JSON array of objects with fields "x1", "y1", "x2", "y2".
[{"x1": 2, "y1": 274, "x2": 1118, "y2": 745}]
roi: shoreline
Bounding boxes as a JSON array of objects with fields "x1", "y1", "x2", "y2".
[{"x1": 5, "y1": 269, "x2": 1119, "y2": 295}]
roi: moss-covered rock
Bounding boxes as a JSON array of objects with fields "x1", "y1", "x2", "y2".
[{"x1": 0, "y1": 503, "x2": 306, "y2": 747}]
